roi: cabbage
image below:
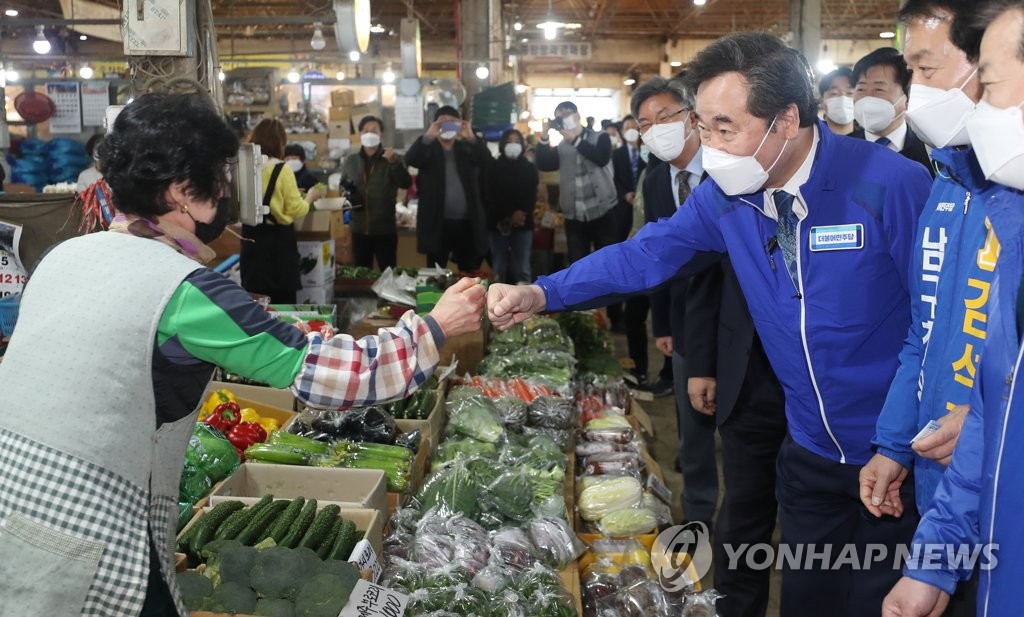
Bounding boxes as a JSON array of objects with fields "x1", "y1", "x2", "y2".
[{"x1": 578, "y1": 476, "x2": 643, "y2": 521}]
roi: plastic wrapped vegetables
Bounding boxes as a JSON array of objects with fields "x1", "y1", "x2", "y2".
[
  {"x1": 446, "y1": 396, "x2": 505, "y2": 443},
  {"x1": 415, "y1": 460, "x2": 480, "y2": 519},
  {"x1": 528, "y1": 396, "x2": 576, "y2": 430},
  {"x1": 528, "y1": 517, "x2": 586, "y2": 569},
  {"x1": 578, "y1": 476, "x2": 644, "y2": 521}
]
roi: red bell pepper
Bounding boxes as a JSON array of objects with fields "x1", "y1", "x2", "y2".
[
  {"x1": 227, "y1": 421, "x2": 268, "y2": 456},
  {"x1": 204, "y1": 401, "x2": 241, "y2": 434}
]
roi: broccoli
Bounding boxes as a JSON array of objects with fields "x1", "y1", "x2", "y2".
[
  {"x1": 250, "y1": 546, "x2": 307, "y2": 600},
  {"x1": 292, "y1": 546, "x2": 322, "y2": 580},
  {"x1": 294, "y1": 573, "x2": 356, "y2": 617},
  {"x1": 209, "y1": 543, "x2": 258, "y2": 587},
  {"x1": 255, "y1": 597, "x2": 297, "y2": 617},
  {"x1": 201, "y1": 581, "x2": 258, "y2": 614},
  {"x1": 175, "y1": 570, "x2": 213, "y2": 611},
  {"x1": 317, "y1": 558, "x2": 360, "y2": 588}
]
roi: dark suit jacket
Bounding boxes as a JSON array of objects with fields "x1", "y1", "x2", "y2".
[
  {"x1": 684, "y1": 257, "x2": 785, "y2": 426},
  {"x1": 849, "y1": 125, "x2": 934, "y2": 177},
  {"x1": 611, "y1": 144, "x2": 645, "y2": 240}
]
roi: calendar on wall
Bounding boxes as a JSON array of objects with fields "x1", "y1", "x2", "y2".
[
  {"x1": 81, "y1": 82, "x2": 110, "y2": 127},
  {"x1": 44, "y1": 82, "x2": 82, "y2": 134}
]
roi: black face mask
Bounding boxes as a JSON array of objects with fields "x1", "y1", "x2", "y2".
[{"x1": 190, "y1": 198, "x2": 231, "y2": 243}]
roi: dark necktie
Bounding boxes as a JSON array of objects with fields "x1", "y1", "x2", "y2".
[
  {"x1": 676, "y1": 170, "x2": 691, "y2": 206},
  {"x1": 630, "y1": 147, "x2": 639, "y2": 181},
  {"x1": 876, "y1": 136, "x2": 892, "y2": 149},
  {"x1": 775, "y1": 190, "x2": 800, "y2": 286}
]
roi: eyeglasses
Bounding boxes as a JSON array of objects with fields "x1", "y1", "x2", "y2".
[{"x1": 637, "y1": 108, "x2": 688, "y2": 133}]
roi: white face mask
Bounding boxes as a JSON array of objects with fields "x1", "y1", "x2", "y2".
[
  {"x1": 561, "y1": 115, "x2": 578, "y2": 131},
  {"x1": 642, "y1": 120, "x2": 689, "y2": 163},
  {"x1": 906, "y1": 72, "x2": 978, "y2": 148},
  {"x1": 854, "y1": 95, "x2": 904, "y2": 133},
  {"x1": 504, "y1": 142, "x2": 523, "y2": 159},
  {"x1": 439, "y1": 130, "x2": 458, "y2": 141},
  {"x1": 702, "y1": 115, "x2": 788, "y2": 196},
  {"x1": 611, "y1": 137, "x2": 623, "y2": 149},
  {"x1": 623, "y1": 128, "x2": 640, "y2": 144},
  {"x1": 966, "y1": 99, "x2": 1024, "y2": 191},
  {"x1": 361, "y1": 132, "x2": 382, "y2": 148},
  {"x1": 285, "y1": 159, "x2": 303, "y2": 173},
  {"x1": 824, "y1": 96, "x2": 855, "y2": 125}
]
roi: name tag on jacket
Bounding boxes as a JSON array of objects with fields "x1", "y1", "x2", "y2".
[{"x1": 809, "y1": 224, "x2": 864, "y2": 251}]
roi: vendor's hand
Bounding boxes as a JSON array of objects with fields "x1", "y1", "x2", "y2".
[
  {"x1": 429, "y1": 277, "x2": 486, "y2": 338},
  {"x1": 425, "y1": 119, "x2": 442, "y2": 141},
  {"x1": 688, "y1": 377, "x2": 717, "y2": 415},
  {"x1": 913, "y1": 404, "x2": 969, "y2": 466},
  {"x1": 459, "y1": 120, "x2": 475, "y2": 141},
  {"x1": 882, "y1": 577, "x2": 950, "y2": 617},
  {"x1": 859, "y1": 453, "x2": 909, "y2": 518},
  {"x1": 487, "y1": 283, "x2": 546, "y2": 330},
  {"x1": 383, "y1": 147, "x2": 397, "y2": 163},
  {"x1": 654, "y1": 336, "x2": 673, "y2": 357},
  {"x1": 305, "y1": 186, "x2": 322, "y2": 203},
  {"x1": 511, "y1": 210, "x2": 528, "y2": 227}
]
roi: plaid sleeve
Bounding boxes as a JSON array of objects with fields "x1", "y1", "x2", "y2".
[{"x1": 292, "y1": 310, "x2": 443, "y2": 410}]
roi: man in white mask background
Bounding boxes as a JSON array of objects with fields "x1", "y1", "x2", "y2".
[
  {"x1": 882, "y1": 2, "x2": 1024, "y2": 616},
  {"x1": 818, "y1": 67, "x2": 857, "y2": 135},
  {"x1": 850, "y1": 47, "x2": 934, "y2": 172},
  {"x1": 486, "y1": 33, "x2": 932, "y2": 617}
]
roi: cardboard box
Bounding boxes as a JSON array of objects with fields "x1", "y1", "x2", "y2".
[
  {"x1": 295, "y1": 210, "x2": 345, "y2": 239},
  {"x1": 349, "y1": 103, "x2": 379, "y2": 131},
  {"x1": 286, "y1": 133, "x2": 327, "y2": 162},
  {"x1": 296, "y1": 282, "x2": 334, "y2": 305},
  {"x1": 209, "y1": 380, "x2": 296, "y2": 412},
  {"x1": 331, "y1": 88, "x2": 356, "y2": 107},
  {"x1": 327, "y1": 120, "x2": 353, "y2": 138},
  {"x1": 297, "y1": 239, "x2": 335, "y2": 286},
  {"x1": 208, "y1": 464, "x2": 388, "y2": 513},
  {"x1": 394, "y1": 387, "x2": 445, "y2": 452},
  {"x1": 329, "y1": 105, "x2": 352, "y2": 121}
]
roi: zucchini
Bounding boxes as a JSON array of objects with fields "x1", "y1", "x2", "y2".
[
  {"x1": 263, "y1": 497, "x2": 305, "y2": 543},
  {"x1": 215, "y1": 495, "x2": 272, "y2": 541},
  {"x1": 268, "y1": 432, "x2": 330, "y2": 456},
  {"x1": 281, "y1": 499, "x2": 318, "y2": 548},
  {"x1": 189, "y1": 500, "x2": 245, "y2": 553},
  {"x1": 244, "y1": 442, "x2": 311, "y2": 466},
  {"x1": 316, "y1": 518, "x2": 346, "y2": 560},
  {"x1": 236, "y1": 499, "x2": 289, "y2": 545},
  {"x1": 327, "y1": 519, "x2": 358, "y2": 561},
  {"x1": 299, "y1": 504, "x2": 342, "y2": 551},
  {"x1": 351, "y1": 442, "x2": 413, "y2": 461}
]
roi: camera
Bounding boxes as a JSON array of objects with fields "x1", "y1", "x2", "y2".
[{"x1": 551, "y1": 116, "x2": 565, "y2": 130}]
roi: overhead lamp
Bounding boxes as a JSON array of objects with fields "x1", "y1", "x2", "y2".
[
  {"x1": 349, "y1": 50, "x2": 361, "y2": 62},
  {"x1": 80, "y1": 34, "x2": 88, "y2": 40},
  {"x1": 540, "y1": 22, "x2": 558, "y2": 40},
  {"x1": 79, "y1": 64, "x2": 93, "y2": 79},
  {"x1": 218, "y1": 70, "x2": 226, "y2": 82},
  {"x1": 514, "y1": 83, "x2": 528, "y2": 94},
  {"x1": 670, "y1": 61, "x2": 682, "y2": 67},
  {"x1": 310, "y1": 22, "x2": 326, "y2": 50},
  {"x1": 475, "y1": 64, "x2": 490, "y2": 80},
  {"x1": 817, "y1": 58, "x2": 836, "y2": 73},
  {"x1": 33, "y1": 25, "x2": 51, "y2": 55},
  {"x1": 382, "y1": 64, "x2": 396, "y2": 83},
  {"x1": 287, "y1": 67, "x2": 301, "y2": 83},
  {"x1": 520, "y1": 110, "x2": 531, "y2": 120},
  {"x1": 521, "y1": 37, "x2": 528, "y2": 43},
  {"x1": 335, "y1": 70, "x2": 346, "y2": 80},
  {"x1": 623, "y1": 78, "x2": 636, "y2": 86},
  {"x1": 6, "y1": 69, "x2": 18, "y2": 82},
  {"x1": 880, "y1": 31, "x2": 896, "y2": 39},
  {"x1": 693, "y1": 0, "x2": 706, "y2": 5},
  {"x1": 369, "y1": 23, "x2": 386, "y2": 34},
  {"x1": 4, "y1": 8, "x2": 17, "y2": 16},
  {"x1": 513, "y1": 21, "x2": 523, "y2": 31}
]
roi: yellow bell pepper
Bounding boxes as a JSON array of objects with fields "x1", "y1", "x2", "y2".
[
  {"x1": 256, "y1": 417, "x2": 281, "y2": 433},
  {"x1": 239, "y1": 407, "x2": 262, "y2": 424},
  {"x1": 199, "y1": 389, "x2": 236, "y2": 421}
]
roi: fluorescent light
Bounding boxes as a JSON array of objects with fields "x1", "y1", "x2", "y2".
[
  {"x1": 382, "y1": 65, "x2": 395, "y2": 83},
  {"x1": 33, "y1": 25, "x2": 50, "y2": 54},
  {"x1": 514, "y1": 21, "x2": 523, "y2": 31},
  {"x1": 880, "y1": 31, "x2": 896, "y2": 39},
  {"x1": 476, "y1": 65, "x2": 490, "y2": 80},
  {"x1": 335, "y1": 70, "x2": 346, "y2": 80},
  {"x1": 521, "y1": 38, "x2": 528, "y2": 43},
  {"x1": 349, "y1": 50, "x2": 361, "y2": 62},
  {"x1": 817, "y1": 58, "x2": 836, "y2": 73},
  {"x1": 79, "y1": 34, "x2": 88, "y2": 41},
  {"x1": 4, "y1": 8, "x2": 17, "y2": 16},
  {"x1": 310, "y1": 22, "x2": 326, "y2": 50},
  {"x1": 6, "y1": 69, "x2": 18, "y2": 82},
  {"x1": 694, "y1": 0, "x2": 707, "y2": 5},
  {"x1": 369, "y1": 23, "x2": 386, "y2": 34},
  {"x1": 218, "y1": 70, "x2": 226, "y2": 82},
  {"x1": 670, "y1": 61, "x2": 682, "y2": 67},
  {"x1": 287, "y1": 67, "x2": 300, "y2": 83},
  {"x1": 79, "y1": 64, "x2": 93, "y2": 79},
  {"x1": 543, "y1": 25, "x2": 557, "y2": 40},
  {"x1": 623, "y1": 78, "x2": 636, "y2": 86}
]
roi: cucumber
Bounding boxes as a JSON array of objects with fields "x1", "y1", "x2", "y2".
[
  {"x1": 299, "y1": 504, "x2": 342, "y2": 551},
  {"x1": 188, "y1": 500, "x2": 245, "y2": 553},
  {"x1": 268, "y1": 432, "x2": 329, "y2": 456},
  {"x1": 263, "y1": 497, "x2": 305, "y2": 543},
  {"x1": 281, "y1": 499, "x2": 318, "y2": 548},
  {"x1": 328, "y1": 519, "x2": 358, "y2": 561},
  {"x1": 316, "y1": 518, "x2": 346, "y2": 560},
  {"x1": 214, "y1": 495, "x2": 272, "y2": 541},
  {"x1": 244, "y1": 443, "x2": 310, "y2": 465},
  {"x1": 351, "y1": 442, "x2": 413, "y2": 461},
  {"x1": 236, "y1": 499, "x2": 289, "y2": 545}
]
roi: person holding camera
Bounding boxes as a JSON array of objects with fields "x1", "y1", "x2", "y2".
[
  {"x1": 340, "y1": 115, "x2": 412, "y2": 271},
  {"x1": 535, "y1": 101, "x2": 618, "y2": 264},
  {"x1": 405, "y1": 105, "x2": 491, "y2": 272}
]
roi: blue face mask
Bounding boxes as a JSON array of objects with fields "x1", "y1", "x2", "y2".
[{"x1": 639, "y1": 145, "x2": 651, "y2": 163}]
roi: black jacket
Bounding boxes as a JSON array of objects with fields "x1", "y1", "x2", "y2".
[
  {"x1": 485, "y1": 154, "x2": 539, "y2": 231},
  {"x1": 612, "y1": 144, "x2": 645, "y2": 202},
  {"x1": 849, "y1": 125, "x2": 934, "y2": 177},
  {"x1": 405, "y1": 136, "x2": 492, "y2": 256},
  {"x1": 683, "y1": 257, "x2": 785, "y2": 425}
]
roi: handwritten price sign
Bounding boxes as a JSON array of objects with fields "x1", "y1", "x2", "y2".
[{"x1": 339, "y1": 579, "x2": 409, "y2": 617}]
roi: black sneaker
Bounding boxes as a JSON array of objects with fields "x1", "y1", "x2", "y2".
[{"x1": 644, "y1": 378, "x2": 674, "y2": 398}]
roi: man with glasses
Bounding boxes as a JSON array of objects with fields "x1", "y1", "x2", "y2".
[{"x1": 488, "y1": 33, "x2": 932, "y2": 616}]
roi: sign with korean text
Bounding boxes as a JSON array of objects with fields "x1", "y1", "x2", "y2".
[
  {"x1": 524, "y1": 42, "x2": 592, "y2": 59},
  {"x1": 339, "y1": 579, "x2": 409, "y2": 617}
]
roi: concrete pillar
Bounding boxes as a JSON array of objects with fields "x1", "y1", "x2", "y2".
[
  {"x1": 790, "y1": 0, "x2": 822, "y2": 74},
  {"x1": 459, "y1": 0, "x2": 492, "y2": 107}
]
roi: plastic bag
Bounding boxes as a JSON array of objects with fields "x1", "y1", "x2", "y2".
[
  {"x1": 641, "y1": 492, "x2": 674, "y2": 527},
  {"x1": 446, "y1": 395, "x2": 505, "y2": 443},
  {"x1": 483, "y1": 470, "x2": 535, "y2": 522},
  {"x1": 576, "y1": 440, "x2": 637, "y2": 457},
  {"x1": 448, "y1": 516, "x2": 491, "y2": 575},
  {"x1": 395, "y1": 428, "x2": 422, "y2": 453},
  {"x1": 471, "y1": 565, "x2": 514, "y2": 594},
  {"x1": 528, "y1": 589, "x2": 578, "y2": 617},
  {"x1": 682, "y1": 589, "x2": 724, "y2": 617},
  {"x1": 606, "y1": 578, "x2": 676, "y2": 617},
  {"x1": 308, "y1": 406, "x2": 399, "y2": 444},
  {"x1": 493, "y1": 395, "x2": 528, "y2": 433},
  {"x1": 583, "y1": 452, "x2": 643, "y2": 476},
  {"x1": 516, "y1": 562, "x2": 565, "y2": 599},
  {"x1": 581, "y1": 427, "x2": 636, "y2": 444},
  {"x1": 415, "y1": 460, "x2": 480, "y2": 519},
  {"x1": 489, "y1": 527, "x2": 538, "y2": 573},
  {"x1": 528, "y1": 517, "x2": 587, "y2": 569},
  {"x1": 598, "y1": 507, "x2": 658, "y2": 537},
  {"x1": 578, "y1": 476, "x2": 644, "y2": 521},
  {"x1": 528, "y1": 396, "x2": 576, "y2": 430},
  {"x1": 584, "y1": 415, "x2": 631, "y2": 430},
  {"x1": 371, "y1": 266, "x2": 417, "y2": 306},
  {"x1": 489, "y1": 589, "x2": 528, "y2": 617},
  {"x1": 523, "y1": 426, "x2": 572, "y2": 451},
  {"x1": 185, "y1": 423, "x2": 241, "y2": 482}
]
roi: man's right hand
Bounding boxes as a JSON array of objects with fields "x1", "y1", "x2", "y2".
[
  {"x1": 688, "y1": 377, "x2": 717, "y2": 415},
  {"x1": 487, "y1": 283, "x2": 546, "y2": 330},
  {"x1": 425, "y1": 119, "x2": 442, "y2": 141},
  {"x1": 882, "y1": 577, "x2": 950, "y2": 617},
  {"x1": 428, "y1": 277, "x2": 486, "y2": 338},
  {"x1": 859, "y1": 453, "x2": 909, "y2": 518}
]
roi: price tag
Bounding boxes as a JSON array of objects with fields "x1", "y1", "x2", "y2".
[
  {"x1": 349, "y1": 538, "x2": 381, "y2": 583},
  {"x1": 339, "y1": 579, "x2": 409, "y2": 617}
]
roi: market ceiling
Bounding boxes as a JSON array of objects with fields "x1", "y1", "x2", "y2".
[{"x1": 1, "y1": 0, "x2": 901, "y2": 67}]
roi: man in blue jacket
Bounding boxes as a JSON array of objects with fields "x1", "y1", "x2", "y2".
[
  {"x1": 488, "y1": 33, "x2": 933, "y2": 617},
  {"x1": 882, "y1": 2, "x2": 1024, "y2": 616}
]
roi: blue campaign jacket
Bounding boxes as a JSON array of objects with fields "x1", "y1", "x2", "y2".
[
  {"x1": 873, "y1": 146, "x2": 1001, "y2": 514},
  {"x1": 904, "y1": 186, "x2": 1024, "y2": 616},
  {"x1": 537, "y1": 122, "x2": 933, "y2": 465}
]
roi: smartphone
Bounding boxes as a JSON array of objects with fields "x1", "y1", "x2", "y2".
[
  {"x1": 441, "y1": 121, "x2": 462, "y2": 134},
  {"x1": 551, "y1": 116, "x2": 565, "y2": 130}
]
